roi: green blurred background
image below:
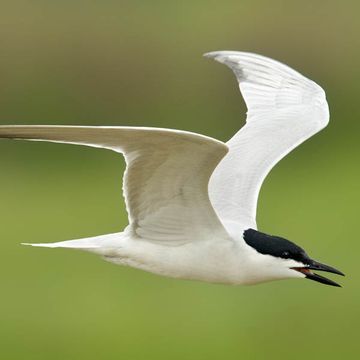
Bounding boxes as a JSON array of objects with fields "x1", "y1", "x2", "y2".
[{"x1": 0, "y1": 1, "x2": 359, "y2": 359}]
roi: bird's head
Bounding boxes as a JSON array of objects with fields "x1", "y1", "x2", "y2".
[{"x1": 243, "y1": 229, "x2": 344, "y2": 287}]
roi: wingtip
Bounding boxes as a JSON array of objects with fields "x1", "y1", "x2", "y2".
[
  {"x1": 204, "y1": 50, "x2": 249, "y2": 59},
  {"x1": 203, "y1": 51, "x2": 253, "y2": 66},
  {"x1": 203, "y1": 51, "x2": 218, "y2": 59},
  {"x1": 203, "y1": 51, "x2": 228, "y2": 62}
]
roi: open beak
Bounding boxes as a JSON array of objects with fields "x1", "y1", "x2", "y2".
[{"x1": 292, "y1": 260, "x2": 344, "y2": 287}]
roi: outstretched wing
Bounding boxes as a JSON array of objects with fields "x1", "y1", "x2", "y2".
[
  {"x1": 0, "y1": 126, "x2": 230, "y2": 244},
  {"x1": 206, "y1": 51, "x2": 329, "y2": 230}
]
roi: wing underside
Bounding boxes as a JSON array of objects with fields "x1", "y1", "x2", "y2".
[
  {"x1": 0, "y1": 125, "x2": 230, "y2": 244},
  {"x1": 206, "y1": 52, "x2": 329, "y2": 229}
]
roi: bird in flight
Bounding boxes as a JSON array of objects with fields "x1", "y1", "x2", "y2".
[{"x1": 0, "y1": 51, "x2": 344, "y2": 287}]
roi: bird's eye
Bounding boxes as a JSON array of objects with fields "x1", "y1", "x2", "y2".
[{"x1": 282, "y1": 251, "x2": 289, "y2": 257}]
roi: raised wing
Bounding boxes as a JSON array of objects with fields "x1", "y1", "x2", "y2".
[
  {"x1": 0, "y1": 125, "x2": 230, "y2": 244},
  {"x1": 206, "y1": 51, "x2": 329, "y2": 230}
]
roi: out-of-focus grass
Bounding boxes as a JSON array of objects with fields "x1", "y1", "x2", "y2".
[{"x1": 0, "y1": 1, "x2": 359, "y2": 359}]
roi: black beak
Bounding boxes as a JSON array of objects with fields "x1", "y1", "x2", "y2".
[{"x1": 293, "y1": 260, "x2": 344, "y2": 287}]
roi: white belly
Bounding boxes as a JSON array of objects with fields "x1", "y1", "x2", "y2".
[
  {"x1": 98, "y1": 232, "x2": 303, "y2": 286},
  {"x1": 102, "y1": 236, "x2": 248, "y2": 285}
]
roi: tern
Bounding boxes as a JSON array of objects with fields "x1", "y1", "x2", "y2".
[{"x1": 0, "y1": 51, "x2": 344, "y2": 287}]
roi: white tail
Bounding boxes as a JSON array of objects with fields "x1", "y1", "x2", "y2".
[
  {"x1": 21, "y1": 240, "x2": 100, "y2": 249},
  {"x1": 21, "y1": 232, "x2": 122, "y2": 252}
]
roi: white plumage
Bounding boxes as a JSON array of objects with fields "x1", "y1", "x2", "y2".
[
  {"x1": 206, "y1": 52, "x2": 329, "y2": 231},
  {"x1": 0, "y1": 52, "x2": 338, "y2": 286}
]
